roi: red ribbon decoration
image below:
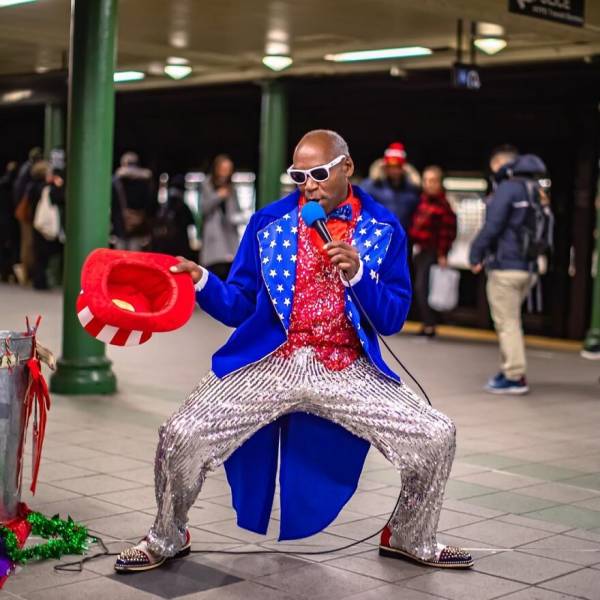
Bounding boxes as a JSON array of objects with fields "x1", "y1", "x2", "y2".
[
  {"x1": 21, "y1": 358, "x2": 50, "y2": 495},
  {"x1": 14, "y1": 316, "x2": 51, "y2": 495}
]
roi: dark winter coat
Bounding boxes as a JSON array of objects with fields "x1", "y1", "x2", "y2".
[{"x1": 469, "y1": 154, "x2": 547, "y2": 271}]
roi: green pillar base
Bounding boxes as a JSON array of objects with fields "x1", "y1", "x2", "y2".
[
  {"x1": 50, "y1": 356, "x2": 117, "y2": 395},
  {"x1": 583, "y1": 328, "x2": 600, "y2": 353}
]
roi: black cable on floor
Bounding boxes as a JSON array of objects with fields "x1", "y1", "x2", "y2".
[{"x1": 54, "y1": 538, "x2": 111, "y2": 572}]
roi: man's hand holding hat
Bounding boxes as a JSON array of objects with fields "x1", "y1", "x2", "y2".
[{"x1": 170, "y1": 257, "x2": 205, "y2": 284}]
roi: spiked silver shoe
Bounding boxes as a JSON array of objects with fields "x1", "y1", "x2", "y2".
[
  {"x1": 379, "y1": 526, "x2": 473, "y2": 569},
  {"x1": 114, "y1": 530, "x2": 191, "y2": 573}
]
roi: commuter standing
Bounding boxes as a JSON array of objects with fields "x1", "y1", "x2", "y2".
[
  {"x1": 111, "y1": 152, "x2": 157, "y2": 251},
  {"x1": 361, "y1": 142, "x2": 420, "y2": 231},
  {"x1": 409, "y1": 166, "x2": 457, "y2": 337},
  {"x1": 200, "y1": 154, "x2": 241, "y2": 281},
  {"x1": 31, "y1": 167, "x2": 66, "y2": 290},
  {"x1": 15, "y1": 160, "x2": 50, "y2": 285},
  {"x1": 151, "y1": 174, "x2": 197, "y2": 261},
  {"x1": 470, "y1": 146, "x2": 549, "y2": 395}
]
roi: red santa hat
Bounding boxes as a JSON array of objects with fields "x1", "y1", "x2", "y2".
[
  {"x1": 383, "y1": 142, "x2": 407, "y2": 166},
  {"x1": 77, "y1": 249, "x2": 195, "y2": 346}
]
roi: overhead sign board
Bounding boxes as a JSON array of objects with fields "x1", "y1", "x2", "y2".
[
  {"x1": 453, "y1": 63, "x2": 481, "y2": 90},
  {"x1": 508, "y1": 0, "x2": 585, "y2": 28}
]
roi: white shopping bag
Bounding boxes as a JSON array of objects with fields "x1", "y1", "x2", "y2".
[
  {"x1": 428, "y1": 265, "x2": 460, "y2": 312},
  {"x1": 33, "y1": 186, "x2": 60, "y2": 241}
]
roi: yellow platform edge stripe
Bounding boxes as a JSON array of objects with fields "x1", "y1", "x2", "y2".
[{"x1": 401, "y1": 321, "x2": 582, "y2": 353}]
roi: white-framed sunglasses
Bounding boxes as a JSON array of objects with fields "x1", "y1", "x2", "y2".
[{"x1": 287, "y1": 154, "x2": 346, "y2": 185}]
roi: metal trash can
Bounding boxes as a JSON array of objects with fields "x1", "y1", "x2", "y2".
[{"x1": 0, "y1": 330, "x2": 34, "y2": 522}]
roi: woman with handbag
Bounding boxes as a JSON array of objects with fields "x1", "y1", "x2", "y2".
[
  {"x1": 409, "y1": 166, "x2": 457, "y2": 338},
  {"x1": 32, "y1": 168, "x2": 65, "y2": 290}
]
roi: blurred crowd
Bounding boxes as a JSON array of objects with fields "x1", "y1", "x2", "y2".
[
  {"x1": 0, "y1": 148, "x2": 66, "y2": 290},
  {"x1": 0, "y1": 149, "x2": 243, "y2": 289},
  {"x1": 1, "y1": 140, "x2": 558, "y2": 393}
]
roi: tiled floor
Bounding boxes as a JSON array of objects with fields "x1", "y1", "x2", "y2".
[{"x1": 1, "y1": 284, "x2": 600, "y2": 599}]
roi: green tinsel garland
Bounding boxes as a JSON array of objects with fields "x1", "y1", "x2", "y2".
[{"x1": 0, "y1": 512, "x2": 92, "y2": 564}]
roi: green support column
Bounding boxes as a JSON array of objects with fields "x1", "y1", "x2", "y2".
[
  {"x1": 583, "y1": 177, "x2": 600, "y2": 357},
  {"x1": 51, "y1": 0, "x2": 118, "y2": 394},
  {"x1": 43, "y1": 103, "x2": 65, "y2": 160},
  {"x1": 258, "y1": 80, "x2": 287, "y2": 209}
]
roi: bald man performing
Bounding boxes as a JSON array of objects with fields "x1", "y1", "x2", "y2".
[{"x1": 115, "y1": 130, "x2": 472, "y2": 572}]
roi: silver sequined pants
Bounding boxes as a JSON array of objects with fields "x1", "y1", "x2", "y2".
[{"x1": 147, "y1": 348, "x2": 456, "y2": 560}]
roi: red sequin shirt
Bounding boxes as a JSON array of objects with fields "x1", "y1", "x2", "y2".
[{"x1": 275, "y1": 194, "x2": 363, "y2": 371}]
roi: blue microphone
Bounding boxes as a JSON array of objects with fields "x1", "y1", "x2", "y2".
[{"x1": 300, "y1": 201, "x2": 332, "y2": 244}]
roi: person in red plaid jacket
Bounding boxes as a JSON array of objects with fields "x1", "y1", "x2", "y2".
[{"x1": 409, "y1": 166, "x2": 457, "y2": 337}]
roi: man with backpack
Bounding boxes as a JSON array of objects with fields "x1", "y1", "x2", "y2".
[{"x1": 470, "y1": 146, "x2": 552, "y2": 395}]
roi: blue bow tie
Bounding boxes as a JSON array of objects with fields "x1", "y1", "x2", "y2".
[{"x1": 326, "y1": 204, "x2": 353, "y2": 222}]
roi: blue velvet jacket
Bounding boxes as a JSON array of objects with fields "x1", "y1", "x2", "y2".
[{"x1": 196, "y1": 185, "x2": 411, "y2": 540}]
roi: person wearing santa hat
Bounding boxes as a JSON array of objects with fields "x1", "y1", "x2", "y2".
[
  {"x1": 114, "y1": 129, "x2": 472, "y2": 573},
  {"x1": 361, "y1": 142, "x2": 421, "y2": 232}
]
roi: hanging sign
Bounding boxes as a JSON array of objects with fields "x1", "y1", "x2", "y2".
[{"x1": 508, "y1": 0, "x2": 584, "y2": 28}]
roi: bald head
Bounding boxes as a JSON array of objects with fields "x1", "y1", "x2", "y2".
[{"x1": 294, "y1": 129, "x2": 349, "y2": 162}]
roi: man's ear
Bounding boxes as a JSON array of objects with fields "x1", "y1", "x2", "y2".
[{"x1": 344, "y1": 156, "x2": 355, "y2": 178}]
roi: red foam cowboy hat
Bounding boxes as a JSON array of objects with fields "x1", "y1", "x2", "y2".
[{"x1": 77, "y1": 249, "x2": 195, "y2": 346}]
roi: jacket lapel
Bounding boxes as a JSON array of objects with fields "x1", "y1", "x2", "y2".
[{"x1": 257, "y1": 208, "x2": 299, "y2": 331}]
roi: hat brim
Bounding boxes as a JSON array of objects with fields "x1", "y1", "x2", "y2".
[
  {"x1": 77, "y1": 290, "x2": 154, "y2": 346},
  {"x1": 80, "y1": 249, "x2": 195, "y2": 334}
]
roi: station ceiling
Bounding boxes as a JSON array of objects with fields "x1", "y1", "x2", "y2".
[{"x1": 1, "y1": 0, "x2": 599, "y2": 90}]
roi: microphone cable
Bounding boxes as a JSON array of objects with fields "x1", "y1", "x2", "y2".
[{"x1": 341, "y1": 270, "x2": 432, "y2": 406}]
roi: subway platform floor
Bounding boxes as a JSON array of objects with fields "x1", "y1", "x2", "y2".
[{"x1": 1, "y1": 283, "x2": 600, "y2": 600}]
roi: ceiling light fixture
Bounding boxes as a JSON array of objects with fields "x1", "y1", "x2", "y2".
[
  {"x1": 325, "y1": 46, "x2": 432, "y2": 62},
  {"x1": 473, "y1": 37, "x2": 507, "y2": 55},
  {"x1": 474, "y1": 22, "x2": 507, "y2": 55},
  {"x1": 0, "y1": 0, "x2": 37, "y2": 7},
  {"x1": 164, "y1": 64, "x2": 192, "y2": 79},
  {"x1": 113, "y1": 71, "x2": 145, "y2": 83},
  {"x1": 262, "y1": 55, "x2": 293, "y2": 71}
]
